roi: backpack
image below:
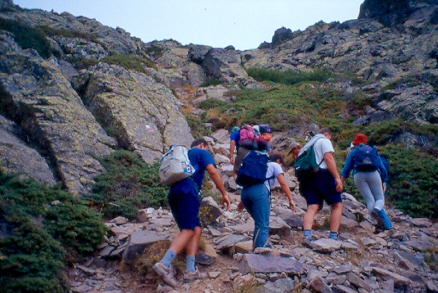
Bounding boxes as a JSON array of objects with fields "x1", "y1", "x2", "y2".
[
  {"x1": 353, "y1": 144, "x2": 380, "y2": 172},
  {"x1": 236, "y1": 151, "x2": 269, "y2": 187},
  {"x1": 293, "y1": 138, "x2": 323, "y2": 181},
  {"x1": 159, "y1": 145, "x2": 195, "y2": 186},
  {"x1": 239, "y1": 125, "x2": 258, "y2": 150}
]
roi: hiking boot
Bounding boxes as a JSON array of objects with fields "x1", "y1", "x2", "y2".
[
  {"x1": 253, "y1": 247, "x2": 273, "y2": 255},
  {"x1": 301, "y1": 236, "x2": 314, "y2": 248},
  {"x1": 183, "y1": 267, "x2": 207, "y2": 282},
  {"x1": 376, "y1": 208, "x2": 393, "y2": 230},
  {"x1": 152, "y1": 262, "x2": 177, "y2": 288},
  {"x1": 371, "y1": 209, "x2": 384, "y2": 229}
]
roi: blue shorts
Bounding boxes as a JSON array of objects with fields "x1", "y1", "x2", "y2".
[
  {"x1": 299, "y1": 169, "x2": 342, "y2": 206},
  {"x1": 168, "y1": 177, "x2": 201, "y2": 230}
]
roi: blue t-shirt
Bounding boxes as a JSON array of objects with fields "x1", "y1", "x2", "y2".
[
  {"x1": 188, "y1": 148, "x2": 216, "y2": 189},
  {"x1": 230, "y1": 131, "x2": 240, "y2": 148}
]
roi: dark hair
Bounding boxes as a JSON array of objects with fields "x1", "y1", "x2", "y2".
[
  {"x1": 269, "y1": 153, "x2": 285, "y2": 165},
  {"x1": 317, "y1": 128, "x2": 332, "y2": 135},
  {"x1": 191, "y1": 138, "x2": 207, "y2": 148},
  {"x1": 257, "y1": 139, "x2": 268, "y2": 151}
]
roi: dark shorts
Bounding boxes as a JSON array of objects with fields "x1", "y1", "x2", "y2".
[
  {"x1": 299, "y1": 169, "x2": 342, "y2": 206},
  {"x1": 168, "y1": 177, "x2": 201, "y2": 230},
  {"x1": 233, "y1": 147, "x2": 251, "y2": 172}
]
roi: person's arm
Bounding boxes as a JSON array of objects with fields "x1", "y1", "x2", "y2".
[
  {"x1": 229, "y1": 140, "x2": 236, "y2": 165},
  {"x1": 276, "y1": 173, "x2": 296, "y2": 212},
  {"x1": 206, "y1": 164, "x2": 231, "y2": 210},
  {"x1": 340, "y1": 151, "x2": 354, "y2": 182},
  {"x1": 324, "y1": 152, "x2": 343, "y2": 193}
]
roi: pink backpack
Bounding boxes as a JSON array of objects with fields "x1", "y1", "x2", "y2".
[{"x1": 239, "y1": 125, "x2": 259, "y2": 149}]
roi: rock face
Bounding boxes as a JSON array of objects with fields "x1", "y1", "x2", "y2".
[{"x1": 0, "y1": 0, "x2": 437, "y2": 195}]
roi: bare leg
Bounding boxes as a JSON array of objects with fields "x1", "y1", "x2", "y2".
[
  {"x1": 169, "y1": 229, "x2": 196, "y2": 254},
  {"x1": 329, "y1": 202, "x2": 343, "y2": 232},
  {"x1": 185, "y1": 226, "x2": 202, "y2": 256},
  {"x1": 303, "y1": 204, "x2": 320, "y2": 230}
]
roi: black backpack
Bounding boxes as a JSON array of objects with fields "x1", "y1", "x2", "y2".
[
  {"x1": 354, "y1": 144, "x2": 380, "y2": 172},
  {"x1": 236, "y1": 151, "x2": 269, "y2": 187}
]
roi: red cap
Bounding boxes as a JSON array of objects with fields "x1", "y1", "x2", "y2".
[{"x1": 352, "y1": 133, "x2": 367, "y2": 146}]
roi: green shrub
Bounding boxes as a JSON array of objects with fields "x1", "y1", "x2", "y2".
[
  {"x1": 185, "y1": 115, "x2": 211, "y2": 138},
  {"x1": 247, "y1": 67, "x2": 335, "y2": 85},
  {"x1": 0, "y1": 19, "x2": 51, "y2": 58},
  {"x1": 86, "y1": 150, "x2": 169, "y2": 219},
  {"x1": 200, "y1": 77, "x2": 222, "y2": 87},
  {"x1": 379, "y1": 145, "x2": 438, "y2": 218},
  {"x1": 100, "y1": 54, "x2": 156, "y2": 73},
  {"x1": 0, "y1": 172, "x2": 105, "y2": 292}
]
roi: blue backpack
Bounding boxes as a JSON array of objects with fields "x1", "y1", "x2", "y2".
[
  {"x1": 236, "y1": 151, "x2": 269, "y2": 187},
  {"x1": 354, "y1": 144, "x2": 381, "y2": 172}
]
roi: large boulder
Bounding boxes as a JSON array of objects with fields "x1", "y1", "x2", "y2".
[
  {"x1": 0, "y1": 114, "x2": 56, "y2": 185},
  {"x1": 81, "y1": 63, "x2": 194, "y2": 164},
  {"x1": 0, "y1": 49, "x2": 116, "y2": 195}
]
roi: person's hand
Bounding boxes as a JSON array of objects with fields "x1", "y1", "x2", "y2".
[
  {"x1": 340, "y1": 176, "x2": 345, "y2": 183},
  {"x1": 229, "y1": 156, "x2": 235, "y2": 165},
  {"x1": 382, "y1": 182, "x2": 387, "y2": 193},
  {"x1": 288, "y1": 199, "x2": 296, "y2": 212},
  {"x1": 221, "y1": 194, "x2": 231, "y2": 211},
  {"x1": 335, "y1": 177, "x2": 343, "y2": 193},
  {"x1": 237, "y1": 201, "x2": 245, "y2": 212}
]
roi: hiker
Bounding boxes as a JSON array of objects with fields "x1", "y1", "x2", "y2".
[
  {"x1": 228, "y1": 126, "x2": 241, "y2": 165},
  {"x1": 298, "y1": 128, "x2": 343, "y2": 243},
  {"x1": 232, "y1": 121, "x2": 259, "y2": 180},
  {"x1": 237, "y1": 141, "x2": 296, "y2": 252},
  {"x1": 258, "y1": 124, "x2": 273, "y2": 152},
  {"x1": 340, "y1": 133, "x2": 392, "y2": 231},
  {"x1": 287, "y1": 141, "x2": 301, "y2": 167},
  {"x1": 153, "y1": 138, "x2": 231, "y2": 288}
]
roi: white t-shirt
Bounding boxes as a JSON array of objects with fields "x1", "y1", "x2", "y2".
[
  {"x1": 313, "y1": 137, "x2": 334, "y2": 169},
  {"x1": 264, "y1": 162, "x2": 284, "y2": 191}
]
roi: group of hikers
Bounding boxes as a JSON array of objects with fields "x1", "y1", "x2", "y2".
[{"x1": 153, "y1": 124, "x2": 393, "y2": 288}]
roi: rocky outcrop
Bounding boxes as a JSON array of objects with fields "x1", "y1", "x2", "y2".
[
  {"x1": 79, "y1": 62, "x2": 193, "y2": 163},
  {"x1": 358, "y1": 0, "x2": 437, "y2": 29},
  {"x1": 0, "y1": 47, "x2": 115, "y2": 195},
  {"x1": 0, "y1": 114, "x2": 56, "y2": 184},
  {"x1": 0, "y1": 0, "x2": 437, "y2": 195}
]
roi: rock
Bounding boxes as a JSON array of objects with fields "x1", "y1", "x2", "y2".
[
  {"x1": 235, "y1": 254, "x2": 303, "y2": 275},
  {"x1": 122, "y1": 230, "x2": 171, "y2": 261},
  {"x1": 199, "y1": 196, "x2": 222, "y2": 226},
  {"x1": 309, "y1": 275, "x2": 332, "y2": 293}
]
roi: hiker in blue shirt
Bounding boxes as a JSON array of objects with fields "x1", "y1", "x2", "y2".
[
  {"x1": 228, "y1": 126, "x2": 241, "y2": 165},
  {"x1": 153, "y1": 138, "x2": 230, "y2": 288},
  {"x1": 341, "y1": 133, "x2": 392, "y2": 231}
]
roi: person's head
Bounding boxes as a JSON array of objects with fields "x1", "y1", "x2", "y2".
[
  {"x1": 289, "y1": 141, "x2": 301, "y2": 155},
  {"x1": 269, "y1": 153, "x2": 285, "y2": 166},
  {"x1": 352, "y1": 133, "x2": 367, "y2": 146},
  {"x1": 318, "y1": 128, "x2": 332, "y2": 140},
  {"x1": 191, "y1": 138, "x2": 208, "y2": 149},
  {"x1": 230, "y1": 126, "x2": 240, "y2": 133},
  {"x1": 257, "y1": 139, "x2": 269, "y2": 151},
  {"x1": 259, "y1": 124, "x2": 272, "y2": 141}
]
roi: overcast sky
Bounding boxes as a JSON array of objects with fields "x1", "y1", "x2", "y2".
[{"x1": 14, "y1": 0, "x2": 364, "y2": 50}]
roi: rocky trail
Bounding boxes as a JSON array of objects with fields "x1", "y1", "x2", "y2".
[{"x1": 64, "y1": 131, "x2": 438, "y2": 293}]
